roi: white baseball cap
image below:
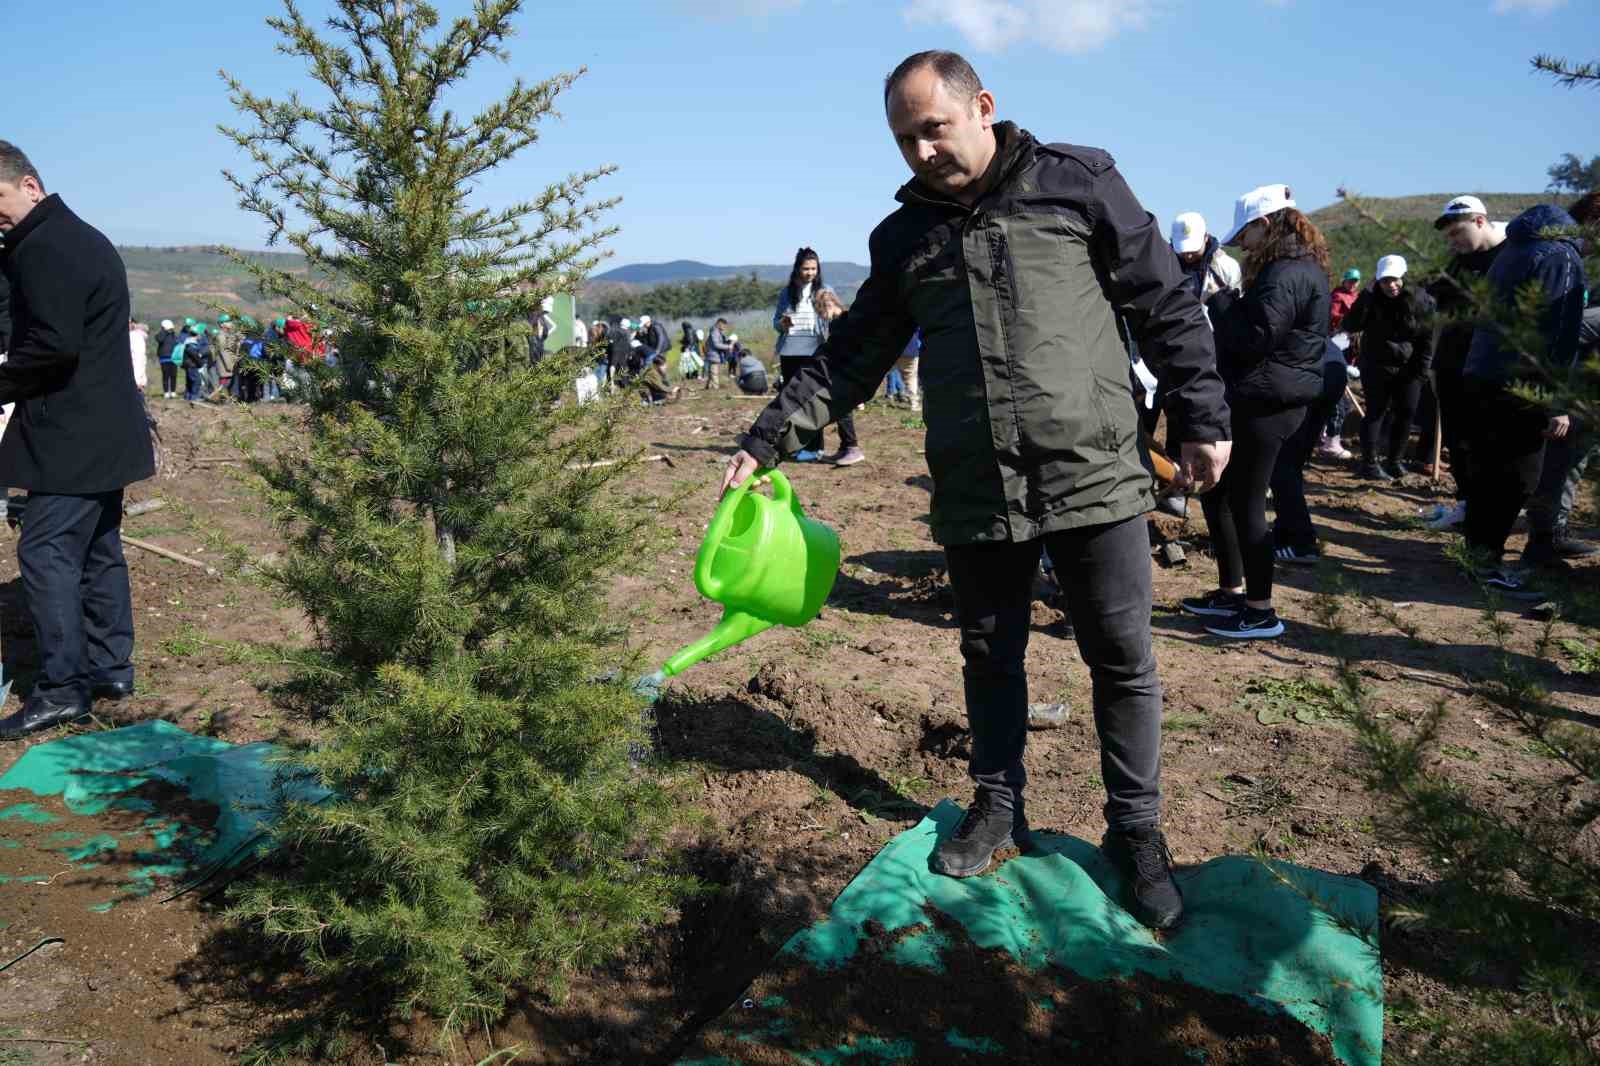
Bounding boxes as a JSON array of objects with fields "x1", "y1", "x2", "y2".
[
  {"x1": 160, "y1": 319, "x2": 174, "y2": 330},
  {"x1": 640, "y1": 315, "x2": 652, "y2": 325},
  {"x1": 1170, "y1": 212, "x2": 1208, "y2": 254},
  {"x1": 1434, "y1": 195, "x2": 1488, "y2": 230},
  {"x1": 729, "y1": 333, "x2": 739, "y2": 343},
  {"x1": 620, "y1": 318, "x2": 633, "y2": 329},
  {"x1": 1222, "y1": 183, "x2": 1296, "y2": 245},
  {"x1": 1376, "y1": 255, "x2": 1407, "y2": 281}
]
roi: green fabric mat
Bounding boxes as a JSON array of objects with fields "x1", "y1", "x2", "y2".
[
  {"x1": 0, "y1": 720, "x2": 328, "y2": 907},
  {"x1": 683, "y1": 799, "x2": 1382, "y2": 1065}
]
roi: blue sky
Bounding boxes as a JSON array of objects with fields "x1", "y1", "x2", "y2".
[{"x1": 9, "y1": 0, "x2": 1594, "y2": 270}]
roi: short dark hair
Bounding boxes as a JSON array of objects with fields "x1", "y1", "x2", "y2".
[
  {"x1": 1570, "y1": 191, "x2": 1600, "y2": 226},
  {"x1": 0, "y1": 141, "x2": 42, "y2": 191},
  {"x1": 884, "y1": 50, "x2": 983, "y2": 108}
]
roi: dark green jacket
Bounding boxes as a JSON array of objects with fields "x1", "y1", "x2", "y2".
[{"x1": 737, "y1": 123, "x2": 1229, "y2": 545}]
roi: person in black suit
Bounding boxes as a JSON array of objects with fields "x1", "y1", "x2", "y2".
[{"x1": 0, "y1": 142, "x2": 156, "y2": 740}]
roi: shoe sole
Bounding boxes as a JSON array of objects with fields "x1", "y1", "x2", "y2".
[
  {"x1": 833, "y1": 457, "x2": 865, "y2": 467},
  {"x1": 1205, "y1": 621, "x2": 1285, "y2": 639},
  {"x1": 1180, "y1": 602, "x2": 1242, "y2": 618},
  {"x1": 931, "y1": 832, "x2": 1023, "y2": 878}
]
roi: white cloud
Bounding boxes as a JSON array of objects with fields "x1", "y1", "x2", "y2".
[
  {"x1": 1491, "y1": 0, "x2": 1567, "y2": 12},
  {"x1": 901, "y1": 0, "x2": 1156, "y2": 54}
]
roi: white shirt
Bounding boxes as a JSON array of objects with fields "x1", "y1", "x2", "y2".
[{"x1": 129, "y1": 327, "x2": 149, "y2": 389}]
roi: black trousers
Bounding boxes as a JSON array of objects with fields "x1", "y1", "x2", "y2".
[
  {"x1": 1463, "y1": 380, "x2": 1546, "y2": 562},
  {"x1": 1271, "y1": 363, "x2": 1347, "y2": 551},
  {"x1": 1201, "y1": 404, "x2": 1306, "y2": 602},
  {"x1": 160, "y1": 363, "x2": 177, "y2": 393},
  {"x1": 1430, "y1": 353, "x2": 1471, "y2": 499},
  {"x1": 17, "y1": 490, "x2": 136, "y2": 703},
  {"x1": 1359, "y1": 363, "x2": 1423, "y2": 465},
  {"x1": 944, "y1": 516, "x2": 1161, "y2": 830},
  {"x1": 779, "y1": 356, "x2": 857, "y2": 452}
]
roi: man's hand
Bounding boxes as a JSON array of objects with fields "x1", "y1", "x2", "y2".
[
  {"x1": 1178, "y1": 441, "x2": 1231, "y2": 494},
  {"x1": 721, "y1": 449, "x2": 761, "y2": 497},
  {"x1": 1546, "y1": 414, "x2": 1571, "y2": 440}
]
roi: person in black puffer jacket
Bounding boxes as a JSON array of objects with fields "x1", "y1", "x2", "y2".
[
  {"x1": 1343, "y1": 255, "x2": 1436, "y2": 480},
  {"x1": 1184, "y1": 184, "x2": 1328, "y2": 641}
]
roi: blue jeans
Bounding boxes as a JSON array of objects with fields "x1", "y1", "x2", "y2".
[
  {"x1": 943, "y1": 516, "x2": 1162, "y2": 830},
  {"x1": 17, "y1": 490, "x2": 135, "y2": 703}
]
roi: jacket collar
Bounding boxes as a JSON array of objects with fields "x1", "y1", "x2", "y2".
[
  {"x1": 895, "y1": 121, "x2": 1036, "y2": 212},
  {"x1": 4, "y1": 192, "x2": 64, "y2": 248}
]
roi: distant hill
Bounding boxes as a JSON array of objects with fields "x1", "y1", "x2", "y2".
[
  {"x1": 1307, "y1": 192, "x2": 1570, "y2": 230},
  {"x1": 593, "y1": 259, "x2": 869, "y2": 288},
  {"x1": 119, "y1": 245, "x2": 311, "y2": 324}
]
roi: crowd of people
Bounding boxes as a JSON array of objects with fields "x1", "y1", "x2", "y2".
[{"x1": 134, "y1": 313, "x2": 337, "y2": 405}]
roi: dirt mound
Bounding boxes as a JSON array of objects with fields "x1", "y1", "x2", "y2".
[{"x1": 686, "y1": 902, "x2": 1344, "y2": 1064}]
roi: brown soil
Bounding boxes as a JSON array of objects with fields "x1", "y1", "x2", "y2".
[
  {"x1": 683, "y1": 903, "x2": 1342, "y2": 1064},
  {"x1": 0, "y1": 391, "x2": 1596, "y2": 1064}
]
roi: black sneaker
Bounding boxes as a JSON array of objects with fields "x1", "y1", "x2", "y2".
[
  {"x1": 1273, "y1": 543, "x2": 1320, "y2": 566},
  {"x1": 1359, "y1": 461, "x2": 1395, "y2": 483},
  {"x1": 1205, "y1": 606, "x2": 1284, "y2": 639},
  {"x1": 931, "y1": 794, "x2": 1029, "y2": 878},
  {"x1": 1179, "y1": 589, "x2": 1246, "y2": 618},
  {"x1": 1551, "y1": 526, "x2": 1599, "y2": 560},
  {"x1": 1102, "y1": 826, "x2": 1184, "y2": 930}
]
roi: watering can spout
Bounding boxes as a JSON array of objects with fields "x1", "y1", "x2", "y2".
[{"x1": 662, "y1": 609, "x2": 774, "y2": 677}]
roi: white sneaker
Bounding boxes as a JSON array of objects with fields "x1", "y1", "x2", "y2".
[{"x1": 1423, "y1": 501, "x2": 1466, "y2": 531}]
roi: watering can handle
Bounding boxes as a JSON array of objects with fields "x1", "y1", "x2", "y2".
[
  {"x1": 696, "y1": 466, "x2": 774, "y2": 602},
  {"x1": 765, "y1": 468, "x2": 802, "y2": 517}
]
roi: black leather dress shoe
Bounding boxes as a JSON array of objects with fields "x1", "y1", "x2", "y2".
[
  {"x1": 90, "y1": 679, "x2": 135, "y2": 701},
  {"x1": 0, "y1": 695, "x2": 92, "y2": 741}
]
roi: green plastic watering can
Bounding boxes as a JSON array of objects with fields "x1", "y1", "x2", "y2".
[{"x1": 658, "y1": 468, "x2": 840, "y2": 678}]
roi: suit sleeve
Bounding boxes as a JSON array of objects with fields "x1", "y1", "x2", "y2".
[
  {"x1": 0, "y1": 241, "x2": 84, "y2": 405},
  {"x1": 738, "y1": 234, "x2": 915, "y2": 465},
  {"x1": 1090, "y1": 166, "x2": 1230, "y2": 444}
]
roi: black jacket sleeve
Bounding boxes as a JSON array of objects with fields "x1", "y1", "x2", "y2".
[
  {"x1": 0, "y1": 237, "x2": 83, "y2": 405},
  {"x1": 738, "y1": 228, "x2": 915, "y2": 465},
  {"x1": 1408, "y1": 290, "x2": 1438, "y2": 374},
  {"x1": 1341, "y1": 289, "x2": 1371, "y2": 335},
  {"x1": 1090, "y1": 166, "x2": 1229, "y2": 445},
  {"x1": 0, "y1": 271, "x2": 11, "y2": 353},
  {"x1": 1211, "y1": 259, "x2": 1301, "y2": 372}
]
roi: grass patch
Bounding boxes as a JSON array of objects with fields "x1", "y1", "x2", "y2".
[
  {"x1": 1558, "y1": 638, "x2": 1600, "y2": 675},
  {"x1": 1234, "y1": 676, "x2": 1343, "y2": 726}
]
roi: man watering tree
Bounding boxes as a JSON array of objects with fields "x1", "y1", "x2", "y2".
[{"x1": 720, "y1": 51, "x2": 1231, "y2": 929}]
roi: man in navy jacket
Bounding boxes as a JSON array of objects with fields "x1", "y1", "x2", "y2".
[
  {"x1": 1461, "y1": 203, "x2": 1589, "y2": 592},
  {"x1": 0, "y1": 141, "x2": 156, "y2": 739}
]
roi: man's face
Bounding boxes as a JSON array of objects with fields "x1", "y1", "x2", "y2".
[
  {"x1": 1177, "y1": 249, "x2": 1205, "y2": 270},
  {"x1": 1378, "y1": 277, "x2": 1403, "y2": 298},
  {"x1": 0, "y1": 175, "x2": 44, "y2": 232},
  {"x1": 1442, "y1": 216, "x2": 1489, "y2": 255},
  {"x1": 887, "y1": 67, "x2": 997, "y2": 202}
]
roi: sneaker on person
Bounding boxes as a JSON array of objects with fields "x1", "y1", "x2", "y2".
[
  {"x1": 1314, "y1": 436, "x2": 1353, "y2": 461},
  {"x1": 1157, "y1": 494, "x2": 1187, "y2": 519},
  {"x1": 1475, "y1": 567, "x2": 1545, "y2": 602},
  {"x1": 830, "y1": 446, "x2": 866, "y2": 467},
  {"x1": 1423, "y1": 501, "x2": 1466, "y2": 531},
  {"x1": 1359, "y1": 461, "x2": 1396, "y2": 483},
  {"x1": 1101, "y1": 826, "x2": 1184, "y2": 930},
  {"x1": 791, "y1": 449, "x2": 822, "y2": 463},
  {"x1": 1274, "y1": 543, "x2": 1320, "y2": 566},
  {"x1": 930, "y1": 792, "x2": 1030, "y2": 878},
  {"x1": 1180, "y1": 589, "x2": 1247, "y2": 618},
  {"x1": 1523, "y1": 524, "x2": 1600, "y2": 565},
  {"x1": 1205, "y1": 606, "x2": 1284, "y2": 639}
]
